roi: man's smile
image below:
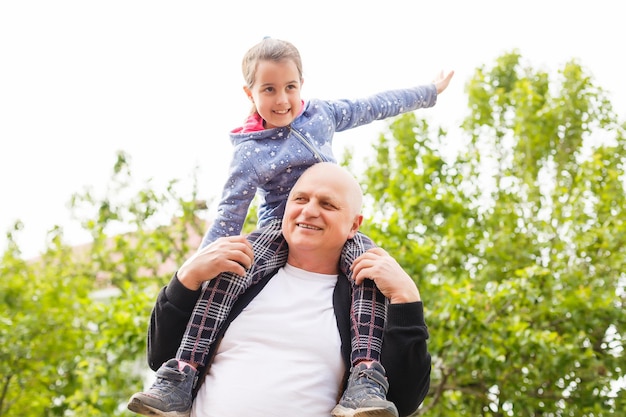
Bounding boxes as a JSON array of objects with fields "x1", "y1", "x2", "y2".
[{"x1": 297, "y1": 223, "x2": 322, "y2": 230}]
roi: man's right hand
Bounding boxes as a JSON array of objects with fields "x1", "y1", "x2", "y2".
[{"x1": 177, "y1": 236, "x2": 254, "y2": 291}]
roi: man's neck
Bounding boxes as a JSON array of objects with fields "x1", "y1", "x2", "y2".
[{"x1": 286, "y1": 251, "x2": 340, "y2": 275}]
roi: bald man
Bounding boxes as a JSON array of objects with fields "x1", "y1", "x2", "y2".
[{"x1": 139, "y1": 163, "x2": 430, "y2": 417}]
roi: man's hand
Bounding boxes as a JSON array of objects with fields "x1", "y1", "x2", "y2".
[
  {"x1": 351, "y1": 248, "x2": 421, "y2": 304},
  {"x1": 177, "y1": 236, "x2": 254, "y2": 291}
]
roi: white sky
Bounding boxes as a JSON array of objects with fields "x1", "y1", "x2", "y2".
[{"x1": 1, "y1": 0, "x2": 624, "y2": 259}]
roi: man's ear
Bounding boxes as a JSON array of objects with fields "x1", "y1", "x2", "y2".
[{"x1": 347, "y1": 214, "x2": 363, "y2": 239}]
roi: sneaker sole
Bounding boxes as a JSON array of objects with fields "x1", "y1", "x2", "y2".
[
  {"x1": 331, "y1": 404, "x2": 398, "y2": 417},
  {"x1": 127, "y1": 397, "x2": 191, "y2": 417}
]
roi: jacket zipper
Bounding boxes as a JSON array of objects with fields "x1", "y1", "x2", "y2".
[{"x1": 289, "y1": 126, "x2": 328, "y2": 162}]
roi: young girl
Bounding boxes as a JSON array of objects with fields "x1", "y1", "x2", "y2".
[{"x1": 129, "y1": 37, "x2": 453, "y2": 417}]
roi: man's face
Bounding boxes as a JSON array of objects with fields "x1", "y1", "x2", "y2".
[{"x1": 282, "y1": 166, "x2": 362, "y2": 257}]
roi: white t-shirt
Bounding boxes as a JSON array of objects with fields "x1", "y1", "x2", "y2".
[{"x1": 192, "y1": 263, "x2": 345, "y2": 417}]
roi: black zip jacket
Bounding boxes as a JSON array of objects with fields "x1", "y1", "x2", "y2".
[{"x1": 146, "y1": 271, "x2": 431, "y2": 417}]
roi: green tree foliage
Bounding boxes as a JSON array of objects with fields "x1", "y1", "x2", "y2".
[
  {"x1": 359, "y1": 51, "x2": 626, "y2": 415},
  {"x1": 0, "y1": 151, "x2": 207, "y2": 416}
]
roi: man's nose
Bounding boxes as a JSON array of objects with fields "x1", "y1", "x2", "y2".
[{"x1": 301, "y1": 201, "x2": 320, "y2": 217}]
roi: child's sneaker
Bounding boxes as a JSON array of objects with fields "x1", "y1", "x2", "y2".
[
  {"x1": 127, "y1": 359, "x2": 196, "y2": 417},
  {"x1": 331, "y1": 362, "x2": 399, "y2": 417}
]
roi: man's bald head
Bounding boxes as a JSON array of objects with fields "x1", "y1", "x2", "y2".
[{"x1": 295, "y1": 162, "x2": 363, "y2": 216}]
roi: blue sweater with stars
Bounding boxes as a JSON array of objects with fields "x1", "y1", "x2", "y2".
[{"x1": 201, "y1": 84, "x2": 438, "y2": 247}]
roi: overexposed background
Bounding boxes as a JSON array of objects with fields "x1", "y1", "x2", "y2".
[{"x1": 1, "y1": 0, "x2": 624, "y2": 258}]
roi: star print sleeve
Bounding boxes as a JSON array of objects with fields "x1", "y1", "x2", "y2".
[
  {"x1": 199, "y1": 151, "x2": 261, "y2": 248},
  {"x1": 328, "y1": 84, "x2": 438, "y2": 132}
]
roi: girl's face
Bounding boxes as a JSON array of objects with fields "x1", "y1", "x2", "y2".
[{"x1": 244, "y1": 59, "x2": 303, "y2": 129}]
